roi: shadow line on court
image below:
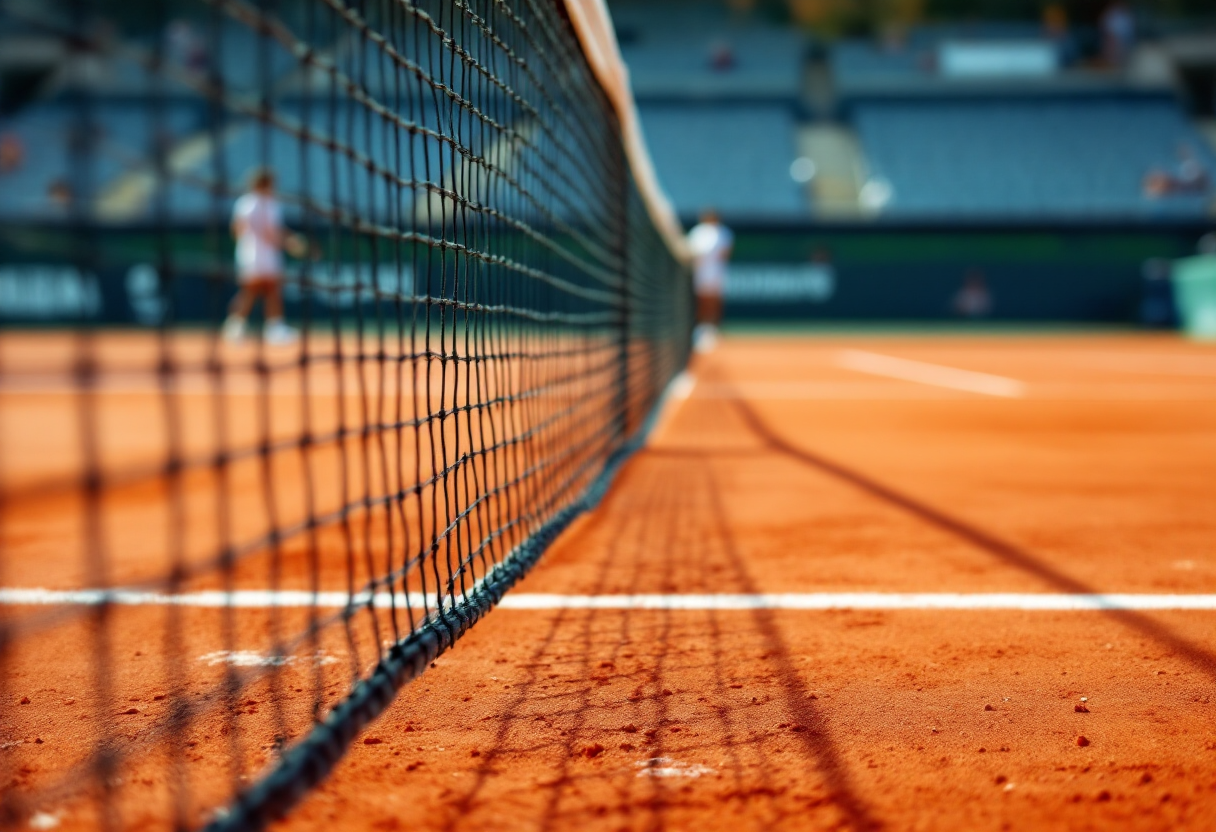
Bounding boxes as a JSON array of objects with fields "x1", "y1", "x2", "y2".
[{"x1": 730, "y1": 395, "x2": 1216, "y2": 681}]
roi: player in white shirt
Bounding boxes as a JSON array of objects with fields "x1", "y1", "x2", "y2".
[
  {"x1": 222, "y1": 168, "x2": 306, "y2": 344},
  {"x1": 686, "y1": 208, "x2": 733, "y2": 352}
]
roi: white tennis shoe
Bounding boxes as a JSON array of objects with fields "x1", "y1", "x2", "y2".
[{"x1": 264, "y1": 319, "x2": 299, "y2": 345}]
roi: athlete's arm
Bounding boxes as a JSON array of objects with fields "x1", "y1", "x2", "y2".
[{"x1": 284, "y1": 233, "x2": 309, "y2": 258}]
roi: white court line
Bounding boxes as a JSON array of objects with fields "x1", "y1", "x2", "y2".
[
  {"x1": 645, "y1": 370, "x2": 696, "y2": 443},
  {"x1": 836, "y1": 350, "x2": 1026, "y2": 398},
  {"x1": 4, "y1": 588, "x2": 1216, "y2": 611},
  {"x1": 667, "y1": 370, "x2": 696, "y2": 401}
]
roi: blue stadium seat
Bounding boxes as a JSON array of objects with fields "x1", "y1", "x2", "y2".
[
  {"x1": 852, "y1": 96, "x2": 1216, "y2": 220},
  {"x1": 636, "y1": 104, "x2": 807, "y2": 219},
  {"x1": 612, "y1": 6, "x2": 805, "y2": 99},
  {"x1": 0, "y1": 102, "x2": 203, "y2": 221}
]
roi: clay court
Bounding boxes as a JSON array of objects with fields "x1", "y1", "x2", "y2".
[
  {"x1": 5, "y1": 0, "x2": 1216, "y2": 826},
  {"x1": 4, "y1": 331, "x2": 1215, "y2": 831}
]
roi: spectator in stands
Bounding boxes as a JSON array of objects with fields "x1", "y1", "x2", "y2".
[
  {"x1": 222, "y1": 167, "x2": 307, "y2": 345},
  {"x1": 1042, "y1": 4, "x2": 1077, "y2": 66},
  {"x1": 1143, "y1": 144, "x2": 1211, "y2": 198},
  {"x1": 1175, "y1": 144, "x2": 1211, "y2": 193},
  {"x1": 953, "y1": 270, "x2": 992, "y2": 319},
  {"x1": 709, "y1": 40, "x2": 736, "y2": 72},
  {"x1": 167, "y1": 19, "x2": 208, "y2": 72},
  {"x1": 687, "y1": 208, "x2": 733, "y2": 352},
  {"x1": 1043, "y1": 4, "x2": 1068, "y2": 38},
  {"x1": 808, "y1": 247, "x2": 836, "y2": 299},
  {"x1": 1139, "y1": 258, "x2": 1175, "y2": 328},
  {"x1": 1100, "y1": 1, "x2": 1135, "y2": 68},
  {"x1": 0, "y1": 133, "x2": 24, "y2": 174},
  {"x1": 47, "y1": 179, "x2": 72, "y2": 208},
  {"x1": 1142, "y1": 169, "x2": 1170, "y2": 198},
  {"x1": 879, "y1": 23, "x2": 910, "y2": 55}
]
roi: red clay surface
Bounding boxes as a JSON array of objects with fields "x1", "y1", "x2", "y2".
[{"x1": 4, "y1": 332, "x2": 1216, "y2": 830}]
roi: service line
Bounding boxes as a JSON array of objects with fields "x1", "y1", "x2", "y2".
[
  {"x1": 4, "y1": 588, "x2": 1216, "y2": 611},
  {"x1": 836, "y1": 350, "x2": 1026, "y2": 398}
]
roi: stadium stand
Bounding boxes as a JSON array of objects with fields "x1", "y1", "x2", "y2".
[
  {"x1": 636, "y1": 103, "x2": 809, "y2": 220},
  {"x1": 595, "y1": 5, "x2": 1216, "y2": 322},
  {"x1": 605, "y1": 3, "x2": 809, "y2": 220},
  {"x1": 831, "y1": 23, "x2": 1055, "y2": 78},
  {"x1": 620, "y1": 27, "x2": 806, "y2": 99},
  {"x1": 0, "y1": 16, "x2": 310, "y2": 223},
  {"x1": 612, "y1": 5, "x2": 806, "y2": 100},
  {"x1": 0, "y1": 102, "x2": 204, "y2": 221},
  {"x1": 827, "y1": 21, "x2": 1144, "y2": 100},
  {"x1": 830, "y1": 40, "x2": 926, "y2": 88},
  {"x1": 162, "y1": 102, "x2": 532, "y2": 228},
  {"x1": 851, "y1": 95, "x2": 1216, "y2": 220}
]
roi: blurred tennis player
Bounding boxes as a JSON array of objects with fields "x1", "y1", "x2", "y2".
[
  {"x1": 223, "y1": 167, "x2": 306, "y2": 344},
  {"x1": 687, "y1": 207, "x2": 733, "y2": 352}
]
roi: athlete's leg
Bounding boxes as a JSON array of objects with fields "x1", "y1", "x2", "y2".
[
  {"x1": 223, "y1": 276, "x2": 274, "y2": 342},
  {"x1": 694, "y1": 292, "x2": 722, "y2": 353},
  {"x1": 263, "y1": 279, "x2": 284, "y2": 321},
  {"x1": 227, "y1": 284, "x2": 258, "y2": 319},
  {"x1": 261, "y1": 277, "x2": 298, "y2": 344}
]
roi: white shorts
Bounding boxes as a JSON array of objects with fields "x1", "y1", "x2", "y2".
[
  {"x1": 236, "y1": 239, "x2": 283, "y2": 283},
  {"x1": 694, "y1": 266, "x2": 725, "y2": 296}
]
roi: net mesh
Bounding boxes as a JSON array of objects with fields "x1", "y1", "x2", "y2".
[{"x1": 0, "y1": 0, "x2": 691, "y2": 826}]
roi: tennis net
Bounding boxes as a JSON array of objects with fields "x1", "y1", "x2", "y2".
[{"x1": 0, "y1": 0, "x2": 691, "y2": 827}]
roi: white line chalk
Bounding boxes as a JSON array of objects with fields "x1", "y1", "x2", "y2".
[
  {"x1": 499, "y1": 593, "x2": 1216, "y2": 611},
  {"x1": 667, "y1": 370, "x2": 696, "y2": 401},
  {"x1": 4, "y1": 588, "x2": 1216, "y2": 611},
  {"x1": 836, "y1": 350, "x2": 1026, "y2": 398}
]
